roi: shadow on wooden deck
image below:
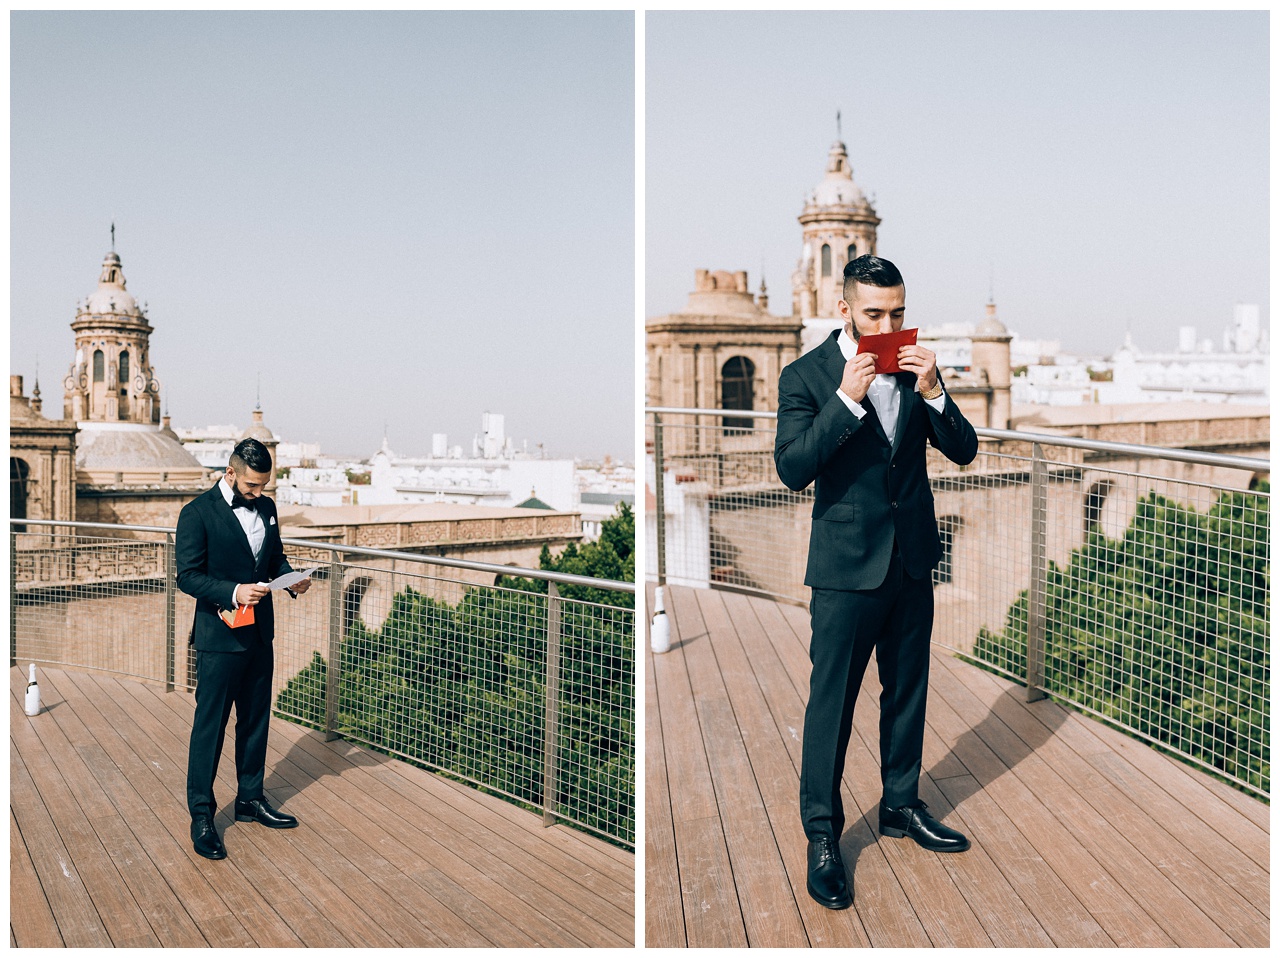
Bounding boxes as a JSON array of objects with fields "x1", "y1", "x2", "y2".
[
  {"x1": 645, "y1": 584, "x2": 1269, "y2": 948},
  {"x1": 11, "y1": 666, "x2": 634, "y2": 947}
]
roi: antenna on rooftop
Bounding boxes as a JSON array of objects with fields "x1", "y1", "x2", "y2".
[
  {"x1": 836, "y1": 109, "x2": 842, "y2": 141},
  {"x1": 255, "y1": 372, "x2": 261, "y2": 410},
  {"x1": 989, "y1": 261, "x2": 995, "y2": 303},
  {"x1": 110, "y1": 222, "x2": 115, "y2": 252}
]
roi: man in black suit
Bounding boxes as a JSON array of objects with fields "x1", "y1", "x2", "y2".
[
  {"x1": 177, "y1": 437, "x2": 310, "y2": 860},
  {"x1": 775, "y1": 255, "x2": 978, "y2": 909}
]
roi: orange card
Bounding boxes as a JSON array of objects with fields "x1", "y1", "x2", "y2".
[
  {"x1": 856, "y1": 328, "x2": 918, "y2": 374},
  {"x1": 219, "y1": 604, "x2": 256, "y2": 629}
]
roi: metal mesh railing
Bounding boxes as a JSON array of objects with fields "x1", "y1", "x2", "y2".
[
  {"x1": 646, "y1": 408, "x2": 1270, "y2": 798},
  {"x1": 9, "y1": 523, "x2": 178, "y2": 684},
  {"x1": 11, "y1": 520, "x2": 635, "y2": 846}
]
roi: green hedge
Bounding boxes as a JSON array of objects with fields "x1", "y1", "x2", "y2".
[
  {"x1": 276, "y1": 504, "x2": 635, "y2": 844},
  {"x1": 974, "y1": 484, "x2": 1269, "y2": 795}
]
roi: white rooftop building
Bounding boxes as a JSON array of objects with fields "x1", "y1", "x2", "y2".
[
  {"x1": 1008, "y1": 303, "x2": 1267, "y2": 407},
  {"x1": 275, "y1": 412, "x2": 584, "y2": 513}
]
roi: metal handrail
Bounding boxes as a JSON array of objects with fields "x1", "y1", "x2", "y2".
[
  {"x1": 13, "y1": 518, "x2": 178, "y2": 534},
  {"x1": 10, "y1": 517, "x2": 635, "y2": 593},
  {"x1": 647, "y1": 405, "x2": 778, "y2": 419},
  {"x1": 973, "y1": 426, "x2": 1270, "y2": 471},
  {"x1": 645, "y1": 406, "x2": 1270, "y2": 472}
]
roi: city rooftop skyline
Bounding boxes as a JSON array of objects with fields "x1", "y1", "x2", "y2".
[
  {"x1": 646, "y1": 11, "x2": 1268, "y2": 357},
  {"x1": 11, "y1": 11, "x2": 634, "y2": 461}
]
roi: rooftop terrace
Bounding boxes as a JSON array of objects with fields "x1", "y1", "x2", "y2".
[
  {"x1": 11, "y1": 665, "x2": 633, "y2": 947},
  {"x1": 645, "y1": 584, "x2": 1268, "y2": 948}
]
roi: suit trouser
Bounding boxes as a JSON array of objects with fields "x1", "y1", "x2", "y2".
[
  {"x1": 800, "y1": 549, "x2": 934, "y2": 841},
  {"x1": 186, "y1": 640, "x2": 274, "y2": 820}
]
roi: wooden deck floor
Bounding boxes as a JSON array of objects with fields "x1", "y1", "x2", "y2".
[
  {"x1": 10, "y1": 666, "x2": 634, "y2": 947},
  {"x1": 645, "y1": 584, "x2": 1269, "y2": 948}
]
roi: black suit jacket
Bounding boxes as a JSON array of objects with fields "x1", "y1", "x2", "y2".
[
  {"x1": 176, "y1": 482, "x2": 293, "y2": 652},
  {"x1": 774, "y1": 330, "x2": 978, "y2": 591}
]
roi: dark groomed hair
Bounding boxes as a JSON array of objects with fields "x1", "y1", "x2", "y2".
[
  {"x1": 842, "y1": 254, "x2": 905, "y2": 303},
  {"x1": 229, "y1": 438, "x2": 273, "y2": 474}
]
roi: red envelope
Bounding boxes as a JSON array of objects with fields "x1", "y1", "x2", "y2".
[
  {"x1": 218, "y1": 604, "x2": 256, "y2": 629},
  {"x1": 856, "y1": 328, "x2": 918, "y2": 374}
]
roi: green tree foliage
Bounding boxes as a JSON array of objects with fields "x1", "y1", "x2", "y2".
[
  {"x1": 275, "y1": 503, "x2": 636, "y2": 844},
  {"x1": 974, "y1": 483, "x2": 1269, "y2": 794}
]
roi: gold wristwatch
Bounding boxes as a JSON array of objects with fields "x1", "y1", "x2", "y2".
[{"x1": 920, "y1": 380, "x2": 944, "y2": 401}]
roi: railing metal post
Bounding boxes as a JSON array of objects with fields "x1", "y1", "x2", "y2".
[
  {"x1": 652, "y1": 413, "x2": 667, "y2": 587},
  {"x1": 325, "y1": 555, "x2": 343, "y2": 741},
  {"x1": 164, "y1": 532, "x2": 177, "y2": 692},
  {"x1": 10, "y1": 529, "x2": 18, "y2": 668},
  {"x1": 1026, "y1": 442, "x2": 1048, "y2": 702},
  {"x1": 542, "y1": 581, "x2": 562, "y2": 827}
]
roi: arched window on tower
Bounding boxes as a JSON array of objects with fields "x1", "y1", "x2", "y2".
[
  {"x1": 118, "y1": 350, "x2": 130, "y2": 392},
  {"x1": 1084, "y1": 480, "x2": 1114, "y2": 535},
  {"x1": 821, "y1": 244, "x2": 832, "y2": 278},
  {"x1": 10, "y1": 458, "x2": 30, "y2": 532},
  {"x1": 721, "y1": 356, "x2": 755, "y2": 432},
  {"x1": 847, "y1": 243, "x2": 857, "y2": 262},
  {"x1": 92, "y1": 349, "x2": 104, "y2": 382},
  {"x1": 933, "y1": 516, "x2": 963, "y2": 586}
]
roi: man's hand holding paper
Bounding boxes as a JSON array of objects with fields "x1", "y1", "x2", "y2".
[{"x1": 260, "y1": 567, "x2": 319, "y2": 592}]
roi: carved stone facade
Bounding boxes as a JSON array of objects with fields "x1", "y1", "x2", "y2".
[
  {"x1": 646, "y1": 268, "x2": 803, "y2": 460},
  {"x1": 10, "y1": 375, "x2": 77, "y2": 527},
  {"x1": 54, "y1": 250, "x2": 212, "y2": 530},
  {"x1": 278, "y1": 502, "x2": 583, "y2": 564},
  {"x1": 64, "y1": 251, "x2": 162, "y2": 425}
]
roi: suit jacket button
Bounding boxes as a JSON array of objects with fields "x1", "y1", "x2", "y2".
[{"x1": 891, "y1": 501, "x2": 898, "y2": 509}]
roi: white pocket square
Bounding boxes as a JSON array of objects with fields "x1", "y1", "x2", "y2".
[{"x1": 270, "y1": 516, "x2": 277, "y2": 525}]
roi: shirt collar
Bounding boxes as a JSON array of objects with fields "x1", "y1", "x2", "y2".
[
  {"x1": 837, "y1": 327, "x2": 857, "y2": 361},
  {"x1": 219, "y1": 475, "x2": 235, "y2": 505}
]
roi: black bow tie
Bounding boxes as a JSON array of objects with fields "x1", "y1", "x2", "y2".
[{"x1": 230, "y1": 494, "x2": 262, "y2": 512}]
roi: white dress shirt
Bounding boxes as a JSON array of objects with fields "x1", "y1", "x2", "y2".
[
  {"x1": 220, "y1": 475, "x2": 266, "y2": 608},
  {"x1": 835, "y1": 329, "x2": 946, "y2": 447}
]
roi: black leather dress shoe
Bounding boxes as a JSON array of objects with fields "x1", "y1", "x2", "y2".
[
  {"x1": 191, "y1": 816, "x2": 227, "y2": 860},
  {"x1": 878, "y1": 801, "x2": 970, "y2": 852},
  {"x1": 234, "y1": 797, "x2": 299, "y2": 829},
  {"x1": 806, "y1": 835, "x2": 853, "y2": 909}
]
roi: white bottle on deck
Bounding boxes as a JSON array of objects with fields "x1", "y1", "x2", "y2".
[
  {"x1": 650, "y1": 586, "x2": 671, "y2": 654},
  {"x1": 25, "y1": 663, "x2": 41, "y2": 716}
]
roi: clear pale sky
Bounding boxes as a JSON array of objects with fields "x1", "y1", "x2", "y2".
[
  {"x1": 11, "y1": 11, "x2": 634, "y2": 460},
  {"x1": 646, "y1": 11, "x2": 1268, "y2": 356}
]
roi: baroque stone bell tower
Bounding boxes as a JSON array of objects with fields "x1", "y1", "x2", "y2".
[
  {"x1": 791, "y1": 123, "x2": 882, "y2": 353},
  {"x1": 63, "y1": 249, "x2": 161, "y2": 425}
]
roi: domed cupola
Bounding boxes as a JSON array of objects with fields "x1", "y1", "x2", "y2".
[
  {"x1": 792, "y1": 118, "x2": 883, "y2": 345},
  {"x1": 80, "y1": 250, "x2": 146, "y2": 322},
  {"x1": 804, "y1": 140, "x2": 872, "y2": 212},
  {"x1": 63, "y1": 244, "x2": 161, "y2": 424}
]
